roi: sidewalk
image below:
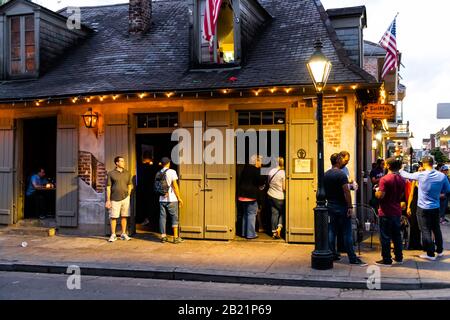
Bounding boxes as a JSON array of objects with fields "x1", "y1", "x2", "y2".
[{"x1": 1, "y1": 223, "x2": 450, "y2": 290}]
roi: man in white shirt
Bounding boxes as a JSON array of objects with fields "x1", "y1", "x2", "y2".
[{"x1": 158, "y1": 157, "x2": 184, "y2": 244}]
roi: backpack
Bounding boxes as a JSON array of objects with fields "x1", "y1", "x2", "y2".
[{"x1": 154, "y1": 169, "x2": 170, "y2": 196}]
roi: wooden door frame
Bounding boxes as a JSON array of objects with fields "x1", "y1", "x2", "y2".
[
  {"x1": 232, "y1": 108, "x2": 287, "y2": 241},
  {"x1": 129, "y1": 111, "x2": 180, "y2": 235},
  {"x1": 14, "y1": 114, "x2": 58, "y2": 223}
]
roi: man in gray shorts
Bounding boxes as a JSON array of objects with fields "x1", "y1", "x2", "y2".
[{"x1": 106, "y1": 156, "x2": 133, "y2": 242}]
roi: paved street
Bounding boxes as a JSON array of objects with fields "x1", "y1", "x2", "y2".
[
  {"x1": 1, "y1": 221, "x2": 450, "y2": 291},
  {"x1": 2, "y1": 271, "x2": 450, "y2": 300}
]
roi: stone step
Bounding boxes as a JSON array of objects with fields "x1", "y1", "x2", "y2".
[
  {"x1": 0, "y1": 219, "x2": 57, "y2": 237},
  {"x1": 1, "y1": 226, "x2": 52, "y2": 237}
]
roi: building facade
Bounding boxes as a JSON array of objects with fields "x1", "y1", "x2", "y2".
[{"x1": 0, "y1": 0, "x2": 379, "y2": 242}]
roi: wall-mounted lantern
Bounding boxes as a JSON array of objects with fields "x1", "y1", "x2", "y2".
[{"x1": 82, "y1": 108, "x2": 99, "y2": 128}]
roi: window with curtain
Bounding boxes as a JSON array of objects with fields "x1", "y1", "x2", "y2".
[{"x1": 9, "y1": 14, "x2": 36, "y2": 76}]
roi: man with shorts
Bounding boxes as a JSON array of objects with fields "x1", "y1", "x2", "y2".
[{"x1": 106, "y1": 156, "x2": 133, "y2": 242}]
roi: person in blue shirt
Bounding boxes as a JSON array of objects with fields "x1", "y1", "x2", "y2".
[
  {"x1": 400, "y1": 156, "x2": 450, "y2": 260},
  {"x1": 26, "y1": 168, "x2": 49, "y2": 218}
]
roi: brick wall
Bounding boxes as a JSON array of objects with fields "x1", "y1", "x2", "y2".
[
  {"x1": 78, "y1": 151, "x2": 106, "y2": 193},
  {"x1": 364, "y1": 57, "x2": 379, "y2": 81},
  {"x1": 129, "y1": 0, "x2": 152, "y2": 34},
  {"x1": 323, "y1": 98, "x2": 345, "y2": 148}
]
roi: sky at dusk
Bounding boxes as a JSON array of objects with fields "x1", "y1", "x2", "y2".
[{"x1": 33, "y1": 0, "x2": 450, "y2": 148}]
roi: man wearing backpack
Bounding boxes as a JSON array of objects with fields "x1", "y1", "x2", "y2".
[{"x1": 155, "y1": 157, "x2": 184, "y2": 243}]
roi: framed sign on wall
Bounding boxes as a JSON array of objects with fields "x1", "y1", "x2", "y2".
[{"x1": 294, "y1": 158, "x2": 312, "y2": 174}]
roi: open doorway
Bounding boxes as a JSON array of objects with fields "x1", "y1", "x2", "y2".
[
  {"x1": 135, "y1": 134, "x2": 178, "y2": 233},
  {"x1": 23, "y1": 117, "x2": 57, "y2": 219},
  {"x1": 236, "y1": 129, "x2": 286, "y2": 241}
]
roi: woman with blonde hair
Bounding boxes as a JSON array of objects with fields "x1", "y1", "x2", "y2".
[{"x1": 267, "y1": 157, "x2": 286, "y2": 239}]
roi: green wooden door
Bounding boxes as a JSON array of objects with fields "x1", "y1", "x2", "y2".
[
  {"x1": 178, "y1": 112, "x2": 205, "y2": 239},
  {"x1": 104, "y1": 114, "x2": 132, "y2": 235},
  {"x1": 286, "y1": 106, "x2": 317, "y2": 243},
  {"x1": 204, "y1": 111, "x2": 235, "y2": 240},
  {"x1": 0, "y1": 118, "x2": 14, "y2": 225},
  {"x1": 56, "y1": 114, "x2": 79, "y2": 227}
]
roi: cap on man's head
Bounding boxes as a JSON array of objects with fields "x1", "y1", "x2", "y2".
[
  {"x1": 442, "y1": 165, "x2": 449, "y2": 171},
  {"x1": 421, "y1": 156, "x2": 434, "y2": 166},
  {"x1": 160, "y1": 157, "x2": 171, "y2": 166}
]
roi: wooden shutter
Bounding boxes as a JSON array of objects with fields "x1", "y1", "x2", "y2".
[
  {"x1": 178, "y1": 112, "x2": 205, "y2": 239},
  {"x1": 204, "y1": 111, "x2": 234, "y2": 240},
  {"x1": 286, "y1": 106, "x2": 317, "y2": 243},
  {"x1": 56, "y1": 114, "x2": 79, "y2": 227},
  {"x1": 104, "y1": 114, "x2": 131, "y2": 234},
  {"x1": 0, "y1": 118, "x2": 14, "y2": 225}
]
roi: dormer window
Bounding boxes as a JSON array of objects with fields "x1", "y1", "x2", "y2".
[
  {"x1": 198, "y1": 0, "x2": 236, "y2": 65},
  {"x1": 9, "y1": 14, "x2": 36, "y2": 76}
]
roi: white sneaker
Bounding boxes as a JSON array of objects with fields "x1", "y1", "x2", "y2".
[
  {"x1": 437, "y1": 252, "x2": 445, "y2": 257},
  {"x1": 419, "y1": 254, "x2": 436, "y2": 261},
  {"x1": 121, "y1": 233, "x2": 131, "y2": 241},
  {"x1": 108, "y1": 234, "x2": 117, "y2": 242}
]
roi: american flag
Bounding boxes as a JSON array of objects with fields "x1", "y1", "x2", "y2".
[
  {"x1": 203, "y1": 0, "x2": 223, "y2": 48},
  {"x1": 379, "y1": 17, "x2": 398, "y2": 79}
]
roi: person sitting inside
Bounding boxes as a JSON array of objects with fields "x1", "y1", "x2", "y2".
[{"x1": 26, "y1": 168, "x2": 50, "y2": 219}]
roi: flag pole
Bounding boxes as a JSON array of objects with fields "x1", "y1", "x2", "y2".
[
  {"x1": 395, "y1": 60, "x2": 399, "y2": 122},
  {"x1": 395, "y1": 12, "x2": 399, "y2": 122}
]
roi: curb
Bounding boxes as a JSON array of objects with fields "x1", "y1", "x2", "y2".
[{"x1": 1, "y1": 262, "x2": 448, "y2": 291}]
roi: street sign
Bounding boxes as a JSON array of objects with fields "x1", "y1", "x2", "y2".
[
  {"x1": 437, "y1": 103, "x2": 450, "y2": 119},
  {"x1": 363, "y1": 103, "x2": 396, "y2": 121}
]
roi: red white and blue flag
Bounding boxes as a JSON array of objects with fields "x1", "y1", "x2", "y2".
[
  {"x1": 203, "y1": 0, "x2": 223, "y2": 48},
  {"x1": 379, "y1": 17, "x2": 398, "y2": 79}
]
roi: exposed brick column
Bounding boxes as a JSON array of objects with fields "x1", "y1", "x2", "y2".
[
  {"x1": 323, "y1": 99, "x2": 345, "y2": 148},
  {"x1": 78, "y1": 151, "x2": 92, "y2": 186},
  {"x1": 78, "y1": 151, "x2": 107, "y2": 193}
]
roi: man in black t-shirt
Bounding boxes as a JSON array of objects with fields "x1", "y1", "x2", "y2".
[{"x1": 324, "y1": 154, "x2": 367, "y2": 266}]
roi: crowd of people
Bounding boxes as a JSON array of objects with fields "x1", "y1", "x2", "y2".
[
  {"x1": 324, "y1": 151, "x2": 450, "y2": 267},
  {"x1": 105, "y1": 151, "x2": 450, "y2": 267},
  {"x1": 106, "y1": 154, "x2": 287, "y2": 244}
]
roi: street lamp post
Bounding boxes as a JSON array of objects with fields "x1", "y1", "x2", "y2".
[{"x1": 306, "y1": 40, "x2": 333, "y2": 270}]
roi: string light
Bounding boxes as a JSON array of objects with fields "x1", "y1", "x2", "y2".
[
  {"x1": 112, "y1": 95, "x2": 118, "y2": 100},
  {"x1": 351, "y1": 85, "x2": 358, "y2": 90},
  {"x1": 72, "y1": 97, "x2": 78, "y2": 103},
  {"x1": 35, "y1": 101, "x2": 40, "y2": 106},
  {"x1": 99, "y1": 96, "x2": 104, "y2": 102},
  {"x1": 254, "y1": 90, "x2": 260, "y2": 96},
  {"x1": 223, "y1": 89, "x2": 229, "y2": 94},
  {"x1": 139, "y1": 93, "x2": 146, "y2": 99},
  {"x1": 284, "y1": 88, "x2": 292, "y2": 94},
  {"x1": 270, "y1": 87, "x2": 277, "y2": 94},
  {"x1": 166, "y1": 92, "x2": 174, "y2": 98},
  {"x1": 334, "y1": 86, "x2": 340, "y2": 92}
]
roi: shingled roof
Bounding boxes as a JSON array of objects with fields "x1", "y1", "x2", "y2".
[{"x1": 0, "y1": 0, "x2": 377, "y2": 101}]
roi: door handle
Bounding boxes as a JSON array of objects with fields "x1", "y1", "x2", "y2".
[{"x1": 200, "y1": 189, "x2": 213, "y2": 192}]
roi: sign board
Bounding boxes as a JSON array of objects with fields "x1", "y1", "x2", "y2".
[
  {"x1": 437, "y1": 103, "x2": 450, "y2": 119},
  {"x1": 363, "y1": 104, "x2": 396, "y2": 120},
  {"x1": 294, "y1": 158, "x2": 312, "y2": 173}
]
